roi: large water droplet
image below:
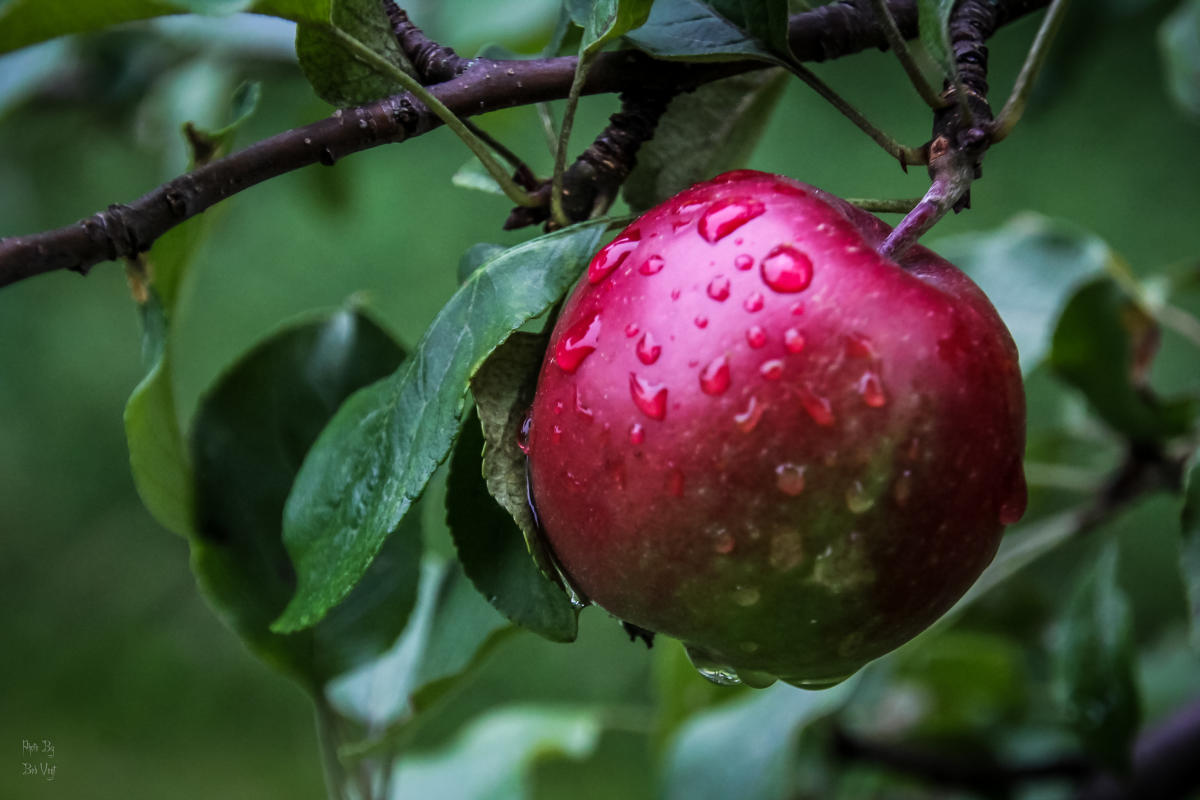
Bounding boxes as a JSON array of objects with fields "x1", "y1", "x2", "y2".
[
  {"x1": 746, "y1": 325, "x2": 767, "y2": 348},
  {"x1": 732, "y1": 586, "x2": 761, "y2": 607},
  {"x1": 760, "y1": 359, "x2": 784, "y2": 380},
  {"x1": 734, "y1": 254, "x2": 754, "y2": 271},
  {"x1": 698, "y1": 198, "x2": 765, "y2": 243},
  {"x1": 555, "y1": 311, "x2": 601, "y2": 373},
  {"x1": 588, "y1": 231, "x2": 640, "y2": 284},
  {"x1": 699, "y1": 354, "x2": 731, "y2": 395},
  {"x1": 707, "y1": 275, "x2": 731, "y2": 301},
  {"x1": 797, "y1": 385, "x2": 834, "y2": 426},
  {"x1": 629, "y1": 423, "x2": 645, "y2": 445},
  {"x1": 636, "y1": 331, "x2": 661, "y2": 365},
  {"x1": 629, "y1": 373, "x2": 668, "y2": 420},
  {"x1": 784, "y1": 328, "x2": 805, "y2": 353},
  {"x1": 775, "y1": 463, "x2": 806, "y2": 495},
  {"x1": 685, "y1": 646, "x2": 742, "y2": 686},
  {"x1": 783, "y1": 674, "x2": 851, "y2": 691},
  {"x1": 744, "y1": 292, "x2": 765, "y2": 313},
  {"x1": 638, "y1": 255, "x2": 665, "y2": 275},
  {"x1": 760, "y1": 244, "x2": 813, "y2": 293},
  {"x1": 858, "y1": 371, "x2": 887, "y2": 407},
  {"x1": 734, "y1": 395, "x2": 764, "y2": 432},
  {"x1": 845, "y1": 480, "x2": 875, "y2": 513}
]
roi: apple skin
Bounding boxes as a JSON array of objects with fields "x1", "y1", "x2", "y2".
[{"x1": 526, "y1": 170, "x2": 1026, "y2": 687}]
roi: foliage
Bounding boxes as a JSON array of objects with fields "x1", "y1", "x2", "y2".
[{"x1": 1, "y1": 1, "x2": 1199, "y2": 799}]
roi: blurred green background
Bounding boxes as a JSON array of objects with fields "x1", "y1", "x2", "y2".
[{"x1": 1, "y1": 2, "x2": 1198, "y2": 798}]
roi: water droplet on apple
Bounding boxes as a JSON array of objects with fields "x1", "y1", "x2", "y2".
[
  {"x1": 732, "y1": 586, "x2": 761, "y2": 607},
  {"x1": 858, "y1": 371, "x2": 887, "y2": 407},
  {"x1": 845, "y1": 480, "x2": 875, "y2": 513},
  {"x1": 739, "y1": 668, "x2": 777, "y2": 689},
  {"x1": 551, "y1": 424, "x2": 563, "y2": 444},
  {"x1": 746, "y1": 325, "x2": 767, "y2": 348},
  {"x1": 629, "y1": 373, "x2": 668, "y2": 420},
  {"x1": 699, "y1": 354, "x2": 731, "y2": 395},
  {"x1": 769, "y1": 532, "x2": 804, "y2": 570},
  {"x1": 698, "y1": 197, "x2": 765, "y2": 243},
  {"x1": 893, "y1": 469, "x2": 913, "y2": 506},
  {"x1": 760, "y1": 359, "x2": 784, "y2": 380},
  {"x1": 670, "y1": 288, "x2": 681, "y2": 301},
  {"x1": 734, "y1": 395, "x2": 764, "y2": 432},
  {"x1": 638, "y1": 254, "x2": 665, "y2": 275},
  {"x1": 685, "y1": 646, "x2": 743, "y2": 686},
  {"x1": 574, "y1": 387, "x2": 594, "y2": 422},
  {"x1": 713, "y1": 530, "x2": 735, "y2": 554},
  {"x1": 629, "y1": 423, "x2": 645, "y2": 445},
  {"x1": 797, "y1": 385, "x2": 835, "y2": 426},
  {"x1": 783, "y1": 674, "x2": 851, "y2": 690},
  {"x1": 761, "y1": 244, "x2": 813, "y2": 293},
  {"x1": 775, "y1": 463, "x2": 806, "y2": 495},
  {"x1": 636, "y1": 332, "x2": 661, "y2": 365},
  {"x1": 784, "y1": 328, "x2": 805, "y2": 353},
  {"x1": 846, "y1": 332, "x2": 876, "y2": 359},
  {"x1": 791, "y1": 302, "x2": 804, "y2": 315},
  {"x1": 553, "y1": 400, "x2": 564, "y2": 415},
  {"x1": 517, "y1": 413, "x2": 532, "y2": 454},
  {"x1": 744, "y1": 291, "x2": 765, "y2": 313},
  {"x1": 667, "y1": 469, "x2": 685, "y2": 497},
  {"x1": 625, "y1": 322, "x2": 640, "y2": 338},
  {"x1": 555, "y1": 311, "x2": 601, "y2": 373},
  {"x1": 734, "y1": 254, "x2": 754, "y2": 270},
  {"x1": 588, "y1": 231, "x2": 640, "y2": 284},
  {"x1": 707, "y1": 275, "x2": 731, "y2": 301},
  {"x1": 694, "y1": 315, "x2": 709, "y2": 329}
]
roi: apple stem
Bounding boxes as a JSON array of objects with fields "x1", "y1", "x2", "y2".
[
  {"x1": 866, "y1": 0, "x2": 948, "y2": 111},
  {"x1": 878, "y1": 145, "x2": 975, "y2": 259},
  {"x1": 991, "y1": 0, "x2": 1072, "y2": 142}
]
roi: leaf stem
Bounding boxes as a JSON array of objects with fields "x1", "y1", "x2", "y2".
[
  {"x1": 330, "y1": 28, "x2": 540, "y2": 207},
  {"x1": 783, "y1": 61, "x2": 927, "y2": 168},
  {"x1": 550, "y1": 54, "x2": 593, "y2": 228},
  {"x1": 867, "y1": 0, "x2": 946, "y2": 109},
  {"x1": 992, "y1": 0, "x2": 1070, "y2": 142},
  {"x1": 845, "y1": 197, "x2": 922, "y2": 214}
]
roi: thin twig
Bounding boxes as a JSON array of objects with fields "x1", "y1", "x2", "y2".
[
  {"x1": 845, "y1": 197, "x2": 922, "y2": 214},
  {"x1": 867, "y1": 0, "x2": 946, "y2": 109},
  {"x1": 992, "y1": 0, "x2": 1071, "y2": 141}
]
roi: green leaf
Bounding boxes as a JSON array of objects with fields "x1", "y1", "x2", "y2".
[
  {"x1": 452, "y1": 159, "x2": 506, "y2": 198},
  {"x1": 705, "y1": 0, "x2": 791, "y2": 57},
  {"x1": 663, "y1": 680, "x2": 855, "y2": 800},
  {"x1": 568, "y1": 0, "x2": 654, "y2": 55},
  {"x1": 623, "y1": 68, "x2": 787, "y2": 213},
  {"x1": 123, "y1": 82, "x2": 262, "y2": 539},
  {"x1": 457, "y1": 242, "x2": 507, "y2": 285},
  {"x1": 387, "y1": 706, "x2": 603, "y2": 800},
  {"x1": 295, "y1": 0, "x2": 415, "y2": 107},
  {"x1": 1160, "y1": 0, "x2": 1200, "y2": 119},
  {"x1": 274, "y1": 220, "x2": 612, "y2": 633},
  {"x1": 1183, "y1": 453, "x2": 1200, "y2": 651},
  {"x1": 917, "y1": 0, "x2": 957, "y2": 80},
  {"x1": 623, "y1": 0, "x2": 780, "y2": 62},
  {"x1": 1054, "y1": 541, "x2": 1141, "y2": 771},
  {"x1": 190, "y1": 309, "x2": 419, "y2": 686},
  {"x1": 327, "y1": 559, "x2": 512, "y2": 729},
  {"x1": 0, "y1": 0, "x2": 328, "y2": 55},
  {"x1": 932, "y1": 214, "x2": 1114, "y2": 374},
  {"x1": 447, "y1": 408, "x2": 578, "y2": 641},
  {"x1": 1050, "y1": 278, "x2": 1198, "y2": 445}
]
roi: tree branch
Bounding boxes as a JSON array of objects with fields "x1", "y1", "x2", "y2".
[{"x1": 0, "y1": 0, "x2": 1048, "y2": 289}]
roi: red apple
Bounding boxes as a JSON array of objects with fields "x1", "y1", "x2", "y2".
[{"x1": 526, "y1": 170, "x2": 1026, "y2": 688}]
